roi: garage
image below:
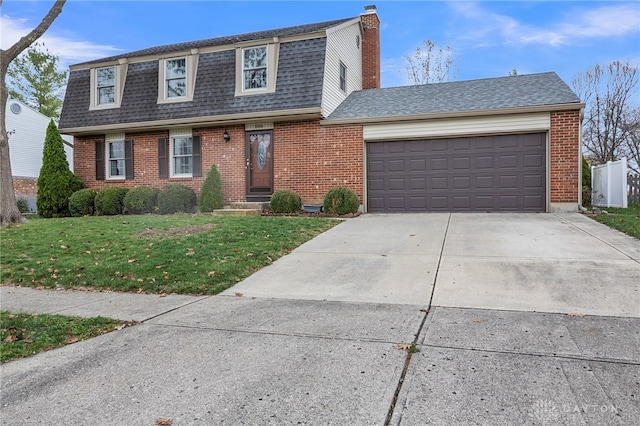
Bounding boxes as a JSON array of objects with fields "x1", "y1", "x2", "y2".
[{"x1": 367, "y1": 133, "x2": 546, "y2": 212}]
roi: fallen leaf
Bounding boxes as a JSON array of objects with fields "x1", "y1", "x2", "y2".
[
  {"x1": 4, "y1": 335, "x2": 17, "y2": 343},
  {"x1": 7, "y1": 314, "x2": 16, "y2": 319},
  {"x1": 394, "y1": 343, "x2": 411, "y2": 351},
  {"x1": 155, "y1": 418, "x2": 173, "y2": 425},
  {"x1": 207, "y1": 271, "x2": 216, "y2": 277},
  {"x1": 235, "y1": 292, "x2": 243, "y2": 297},
  {"x1": 567, "y1": 312, "x2": 585, "y2": 317},
  {"x1": 66, "y1": 337, "x2": 80, "y2": 344},
  {"x1": 128, "y1": 259, "x2": 137, "y2": 263}
]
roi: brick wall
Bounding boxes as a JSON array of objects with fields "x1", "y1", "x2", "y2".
[
  {"x1": 73, "y1": 121, "x2": 364, "y2": 205},
  {"x1": 550, "y1": 110, "x2": 581, "y2": 203},
  {"x1": 74, "y1": 126, "x2": 245, "y2": 204},
  {"x1": 13, "y1": 177, "x2": 38, "y2": 199},
  {"x1": 274, "y1": 121, "x2": 364, "y2": 204}
]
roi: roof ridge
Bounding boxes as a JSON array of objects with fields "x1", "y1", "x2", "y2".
[{"x1": 74, "y1": 16, "x2": 357, "y2": 67}]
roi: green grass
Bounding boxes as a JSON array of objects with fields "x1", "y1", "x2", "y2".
[
  {"x1": 592, "y1": 204, "x2": 640, "y2": 239},
  {"x1": 1, "y1": 215, "x2": 339, "y2": 295},
  {"x1": 1, "y1": 311, "x2": 122, "y2": 363}
]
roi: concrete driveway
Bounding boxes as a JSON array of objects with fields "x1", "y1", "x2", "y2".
[
  {"x1": 227, "y1": 213, "x2": 640, "y2": 317},
  {"x1": 1, "y1": 213, "x2": 639, "y2": 425}
]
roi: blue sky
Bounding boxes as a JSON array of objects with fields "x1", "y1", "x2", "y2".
[{"x1": 1, "y1": 1, "x2": 639, "y2": 89}]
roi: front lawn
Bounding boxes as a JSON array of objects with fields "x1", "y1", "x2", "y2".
[
  {"x1": 1, "y1": 311, "x2": 124, "y2": 363},
  {"x1": 591, "y1": 204, "x2": 640, "y2": 239},
  {"x1": 1, "y1": 215, "x2": 339, "y2": 295}
]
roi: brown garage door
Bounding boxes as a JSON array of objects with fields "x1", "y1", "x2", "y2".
[{"x1": 367, "y1": 133, "x2": 546, "y2": 212}]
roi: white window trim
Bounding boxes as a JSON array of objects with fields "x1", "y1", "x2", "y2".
[
  {"x1": 169, "y1": 128, "x2": 193, "y2": 177},
  {"x1": 158, "y1": 54, "x2": 199, "y2": 104},
  {"x1": 89, "y1": 63, "x2": 127, "y2": 110},
  {"x1": 339, "y1": 62, "x2": 347, "y2": 92},
  {"x1": 105, "y1": 133, "x2": 126, "y2": 179},
  {"x1": 234, "y1": 43, "x2": 279, "y2": 97}
]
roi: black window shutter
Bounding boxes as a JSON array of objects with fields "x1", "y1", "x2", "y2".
[
  {"x1": 95, "y1": 141, "x2": 105, "y2": 180},
  {"x1": 192, "y1": 135, "x2": 202, "y2": 177},
  {"x1": 124, "y1": 139, "x2": 134, "y2": 180},
  {"x1": 158, "y1": 137, "x2": 168, "y2": 178}
]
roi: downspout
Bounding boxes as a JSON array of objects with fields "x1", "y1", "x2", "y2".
[{"x1": 578, "y1": 108, "x2": 584, "y2": 208}]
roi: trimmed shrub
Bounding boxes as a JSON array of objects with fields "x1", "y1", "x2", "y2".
[
  {"x1": 37, "y1": 120, "x2": 83, "y2": 217},
  {"x1": 323, "y1": 187, "x2": 360, "y2": 215},
  {"x1": 270, "y1": 189, "x2": 302, "y2": 213},
  {"x1": 198, "y1": 165, "x2": 224, "y2": 212},
  {"x1": 16, "y1": 198, "x2": 30, "y2": 214},
  {"x1": 95, "y1": 187, "x2": 129, "y2": 216},
  {"x1": 69, "y1": 189, "x2": 98, "y2": 216},
  {"x1": 123, "y1": 186, "x2": 159, "y2": 214},
  {"x1": 157, "y1": 184, "x2": 197, "y2": 215}
]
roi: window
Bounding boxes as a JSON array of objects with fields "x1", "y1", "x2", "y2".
[
  {"x1": 96, "y1": 66, "x2": 115, "y2": 105},
  {"x1": 90, "y1": 63, "x2": 127, "y2": 110},
  {"x1": 158, "y1": 130, "x2": 201, "y2": 178},
  {"x1": 172, "y1": 136, "x2": 193, "y2": 176},
  {"x1": 108, "y1": 140, "x2": 126, "y2": 178},
  {"x1": 157, "y1": 55, "x2": 198, "y2": 103},
  {"x1": 95, "y1": 138, "x2": 133, "y2": 181},
  {"x1": 339, "y1": 62, "x2": 347, "y2": 92},
  {"x1": 243, "y1": 46, "x2": 267, "y2": 90},
  {"x1": 165, "y1": 58, "x2": 187, "y2": 98},
  {"x1": 234, "y1": 44, "x2": 278, "y2": 96}
]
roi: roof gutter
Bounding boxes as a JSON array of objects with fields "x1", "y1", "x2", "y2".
[
  {"x1": 59, "y1": 107, "x2": 322, "y2": 136},
  {"x1": 320, "y1": 102, "x2": 586, "y2": 126}
]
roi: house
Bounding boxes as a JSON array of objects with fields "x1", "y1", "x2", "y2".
[
  {"x1": 59, "y1": 5, "x2": 584, "y2": 213},
  {"x1": 6, "y1": 98, "x2": 74, "y2": 212}
]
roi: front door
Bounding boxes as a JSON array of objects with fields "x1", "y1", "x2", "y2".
[{"x1": 246, "y1": 131, "x2": 273, "y2": 201}]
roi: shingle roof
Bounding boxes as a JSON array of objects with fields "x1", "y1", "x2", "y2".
[
  {"x1": 326, "y1": 72, "x2": 582, "y2": 121},
  {"x1": 60, "y1": 18, "x2": 354, "y2": 131},
  {"x1": 74, "y1": 18, "x2": 356, "y2": 67}
]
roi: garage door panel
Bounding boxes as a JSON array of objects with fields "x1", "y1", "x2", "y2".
[{"x1": 367, "y1": 133, "x2": 546, "y2": 212}]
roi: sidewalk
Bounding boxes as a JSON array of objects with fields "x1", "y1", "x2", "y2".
[{"x1": 1, "y1": 213, "x2": 639, "y2": 425}]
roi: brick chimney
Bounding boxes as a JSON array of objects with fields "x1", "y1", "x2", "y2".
[{"x1": 360, "y1": 5, "x2": 380, "y2": 89}]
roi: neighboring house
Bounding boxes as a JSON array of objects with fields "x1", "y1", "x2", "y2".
[
  {"x1": 6, "y1": 98, "x2": 74, "y2": 212},
  {"x1": 59, "y1": 5, "x2": 584, "y2": 213}
]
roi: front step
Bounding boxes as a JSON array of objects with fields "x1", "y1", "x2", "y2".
[
  {"x1": 211, "y1": 201, "x2": 270, "y2": 217},
  {"x1": 212, "y1": 208, "x2": 260, "y2": 217}
]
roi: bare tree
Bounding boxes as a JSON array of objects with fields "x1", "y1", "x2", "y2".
[
  {"x1": 1, "y1": 0, "x2": 66, "y2": 225},
  {"x1": 622, "y1": 107, "x2": 640, "y2": 174},
  {"x1": 404, "y1": 40, "x2": 456, "y2": 85},
  {"x1": 572, "y1": 61, "x2": 639, "y2": 170}
]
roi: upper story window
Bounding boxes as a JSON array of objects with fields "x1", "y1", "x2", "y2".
[
  {"x1": 235, "y1": 43, "x2": 279, "y2": 97},
  {"x1": 243, "y1": 46, "x2": 267, "y2": 90},
  {"x1": 97, "y1": 66, "x2": 115, "y2": 105},
  {"x1": 158, "y1": 54, "x2": 199, "y2": 104},
  {"x1": 90, "y1": 63, "x2": 127, "y2": 110},
  {"x1": 165, "y1": 58, "x2": 187, "y2": 98},
  {"x1": 339, "y1": 62, "x2": 347, "y2": 92}
]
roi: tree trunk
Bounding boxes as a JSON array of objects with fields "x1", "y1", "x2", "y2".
[{"x1": 0, "y1": 0, "x2": 66, "y2": 225}]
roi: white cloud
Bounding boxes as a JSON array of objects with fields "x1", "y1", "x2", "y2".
[
  {"x1": 449, "y1": 2, "x2": 640, "y2": 48},
  {"x1": 0, "y1": 14, "x2": 122, "y2": 67}
]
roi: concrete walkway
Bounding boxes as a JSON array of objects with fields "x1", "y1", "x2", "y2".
[{"x1": 1, "y1": 213, "x2": 639, "y2": 425}]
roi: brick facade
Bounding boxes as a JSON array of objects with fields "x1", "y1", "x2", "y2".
[
  {"x1": 12, "y1": 177, "x2": 38, "y2": 200},
  {"x1": 73, "y1": 121, "x2": 364, "y2": 206},
  {"x1": 550, "y1": 110, "x2": 581, "y2": 204}
]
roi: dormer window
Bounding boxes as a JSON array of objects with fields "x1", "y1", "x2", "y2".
[
  {"x1": 165, "y1": 58, "x2": 187, "y2": 98},
  {"x1": 158, "y1": 54, "x2": 199, "y2": 104},
  {"x1": 243, "y1": 46, "x2": 267, "y2": 90},
  {"x1": 235, "y1": 42, "x2": 279, "y2": 97},
  {"x1": 89, "y1": 63, "x2": 127, "y2": 110},
  {"x1": 97, "y1": 66, "x2": 115, "y2": 105}
]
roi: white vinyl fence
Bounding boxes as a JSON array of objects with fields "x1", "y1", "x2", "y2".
[{"x1": 591, "y1": 158, "x2": 628, "y2": 208}]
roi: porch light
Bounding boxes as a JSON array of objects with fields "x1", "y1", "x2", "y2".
[{"x1": 223, "y1": 130, "x2": 231, "y2": 142}]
